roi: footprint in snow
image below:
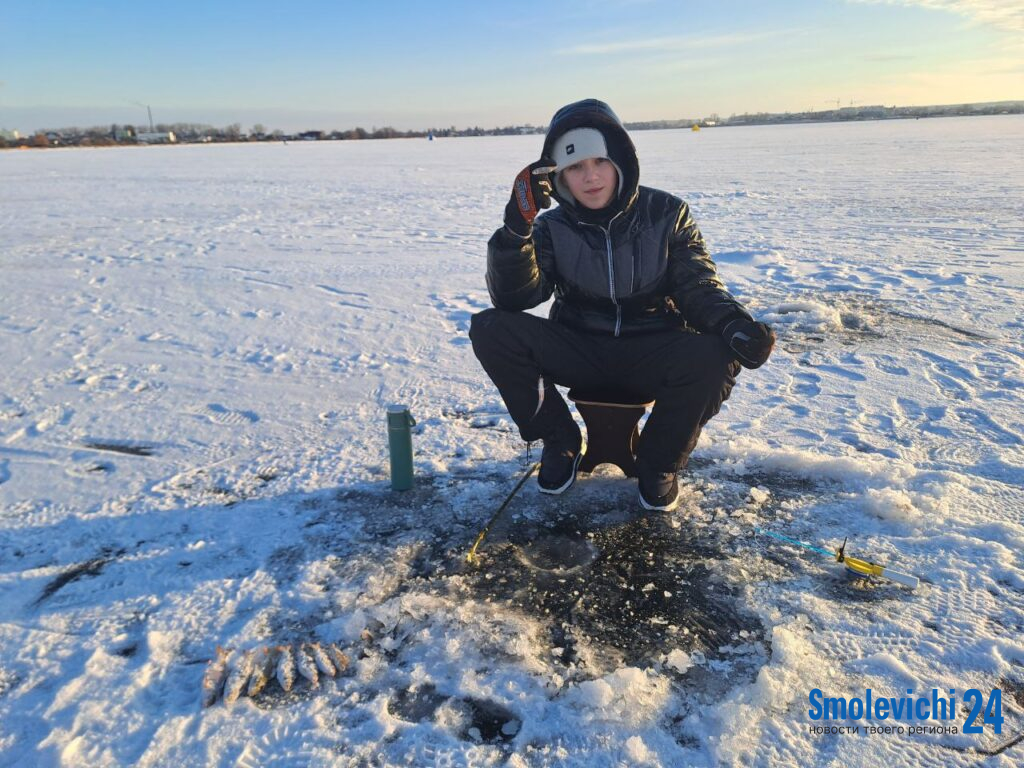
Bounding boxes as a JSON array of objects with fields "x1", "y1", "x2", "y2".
[
  {"x1": 198, "y1": 403, "x2": 259, "y2": 426},
  {"x1": 788, "y1": 372, "x2": 821, "y2": 398},
  {"x1": 814, "y1": 363, "x2": 867, "y2": 382},
  {"x1": 314, "y1": 284, "x2": 371, "y2": 310},
  {"x1": 952, "y1": 406, "x2": 1024, "y2": 446},
  {"x1": 33, "y1": 405, "x2": 74, "y2": 434},
  {"x1": 430, "y1": 292, "x2": 491, "y2": 346},
  {"x1": 871, "y1": 355, "x2": 910, "y2": 377},
  {"x1": 236, "y1": 724, "x2": 324, "y2": 768}
]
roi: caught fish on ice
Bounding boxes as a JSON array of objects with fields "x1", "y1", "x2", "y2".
[
  {"x1": 275, "y1": 644, "x2": 297, "y2": 693},
  {"x1": 201, "y1": 646, "x2": 230, "y2": 708},
  {"x1": 223, "y1": 648, "x2": 256, "y2": 706},
  {"x1": 295, "y1": 644, "x2": 320, "y2": 687},
  {"x1": 247, "y1": 646, "x2": 276, "y2": 697},
  {"x1": 201, "y1": 640, "x2": 351, "y2": 705},
  {"x1": 309, "y1": 642, "x2": 336, "y2": 678}
]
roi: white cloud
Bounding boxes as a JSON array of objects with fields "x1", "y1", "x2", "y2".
[
  {"x1": 556, "y1": 30, "x2": 796, "y2": 56},
  {"x1": 861, "y1": 53, "x2": 918, "y2": 61},
  {"x1": 851, "y1": 0, "x2": 1024, "y2": 33}
]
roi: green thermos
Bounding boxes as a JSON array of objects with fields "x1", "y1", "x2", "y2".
[{"x1": 386, "y1": 405, "x2": 416, "y2": 491}]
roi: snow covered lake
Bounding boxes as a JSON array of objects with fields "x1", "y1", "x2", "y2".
[{"x1": 1, "y1": 115, "x2": 1022, "y2": 766}]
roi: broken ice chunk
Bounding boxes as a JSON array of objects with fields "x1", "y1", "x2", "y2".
[
  {"x1": 747, "y1": 487, "x2": 770, "y2": 505},
  {"x1": 665, "y1": 649, "x2": 693, "y2": 674}
]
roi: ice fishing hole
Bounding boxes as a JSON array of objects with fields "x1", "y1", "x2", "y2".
[{"x1": 516, "y1": 534, "x2": 600, "y2": 572}]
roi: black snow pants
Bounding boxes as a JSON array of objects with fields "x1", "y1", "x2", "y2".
[{"x1": 469, "y1": 308, "x2": 740, "y2": 472}]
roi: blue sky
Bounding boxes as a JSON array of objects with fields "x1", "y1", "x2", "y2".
[{"x1": 2, "y1": 0, "x2": 1021, "y2": 132}]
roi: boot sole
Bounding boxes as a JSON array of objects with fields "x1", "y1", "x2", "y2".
[
  {"x1": 638, "y1": 487, "x2": 680, "y2": 512},
  {"x1": 538, "y1": 448, "x2": 585, "y2": 495}
]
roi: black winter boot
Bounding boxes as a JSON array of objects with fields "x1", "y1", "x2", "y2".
[
  {"x1": 538, "y1": 420, "x2": 584, "y2": 494},
  {"x1": 637, "y1": 460, "x2": 679, "y2": 511}
]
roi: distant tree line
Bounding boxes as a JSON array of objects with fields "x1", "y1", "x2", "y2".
[
  {"x1": 717, "y1": 101, "x2": 1023, "y2": 128},
  {"x1": 4, "y1": 101, "x2": 1020, "y2": 149},
  {"x1": 0, "y1": 120, "x2": 547, "y2": 149}
]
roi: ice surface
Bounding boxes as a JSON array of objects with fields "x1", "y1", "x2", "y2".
[{"x1": 1, "y1": 117, "x2": 1023, "y2": 766}]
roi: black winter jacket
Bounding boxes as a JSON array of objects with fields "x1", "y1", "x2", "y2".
[{"x1": 486, "y1": 99, "x2": 751, "y2": 337}]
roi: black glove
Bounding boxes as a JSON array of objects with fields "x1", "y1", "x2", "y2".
[
  {"x1": 503, "y1": 158, "x2": 556, "y2": 237},
  {"x1": 723, "y1": 318, "x2": 776, "y2": 369}
]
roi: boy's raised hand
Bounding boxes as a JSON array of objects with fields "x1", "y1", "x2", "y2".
[{"x1": 504, "y1": 158, "x2": 557, "y2": 238}]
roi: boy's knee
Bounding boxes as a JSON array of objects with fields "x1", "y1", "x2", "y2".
[
  {"x1": 469, "y1": 308, "x2": 501, "y2": 344},
  {"x1": 666, "y1": 335, "x2": 735, "y2": 380},
  {"x1": 470, "y1": 308, "x2": 535, "y2": 338},
  {"x1": 470, "y1": 309, "x2": 528, "y2": 355}
]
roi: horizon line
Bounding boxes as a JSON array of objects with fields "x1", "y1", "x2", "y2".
[{"x1": 6, "y1": 98, "x2": 1022, "y2": 137}]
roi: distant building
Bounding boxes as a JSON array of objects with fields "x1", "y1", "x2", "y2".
[
  {"x1": 0, "y1": 128, "x2": 20, "y2": 141},
  {"x1": 112, "y1": 125, "x2": 136, "y2": 142},
  {"x1": 136, "y1": 131, "x2": 177, "y2": 144}
]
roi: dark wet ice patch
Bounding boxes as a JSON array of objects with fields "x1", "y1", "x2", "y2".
[
  {"x1": 516, "y1": 532, "x2": 600, "y2": 572},
  {"x1": 461, "y1": 505, "x2": 767, "y2": 678}
]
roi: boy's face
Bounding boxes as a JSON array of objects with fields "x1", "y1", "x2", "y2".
[{"x1": 560, "y1": 157, "x2": 618, "y2": 210}]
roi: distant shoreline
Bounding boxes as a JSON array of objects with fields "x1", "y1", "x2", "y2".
[
  {"x1": 625, "y1": 101, "x2": 1023, "y2": 131},
  {"x1": 3, "y1": 103, "x2": 1021, "y2": 150},
  {"x1": 695, "y1": 111, "x2": 1024, "y2": 130}
]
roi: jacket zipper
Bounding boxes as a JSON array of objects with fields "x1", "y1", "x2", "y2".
[
  {"x1": 602, "y1": 227, "x2": 622, "y2": 337},
  {"x1": 581, "y1": 212, "x2": 626, "y2": 337}
]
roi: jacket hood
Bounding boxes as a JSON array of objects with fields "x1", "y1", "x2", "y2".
[{"x1": 541, "y1": 99, "x2": 640, "y2": 220}]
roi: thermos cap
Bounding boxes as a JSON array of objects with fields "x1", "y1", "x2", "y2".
[{"x1": 387, "y1": 404, "x2": 416, "y2": 428}]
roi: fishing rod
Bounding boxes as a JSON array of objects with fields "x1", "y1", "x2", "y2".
[
  {"x1": 755, "y1": 527, "x2": 919, "y2": 589},
  {"x1": 466, "y1": 461, "x2": 539, "y2": 565}
]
